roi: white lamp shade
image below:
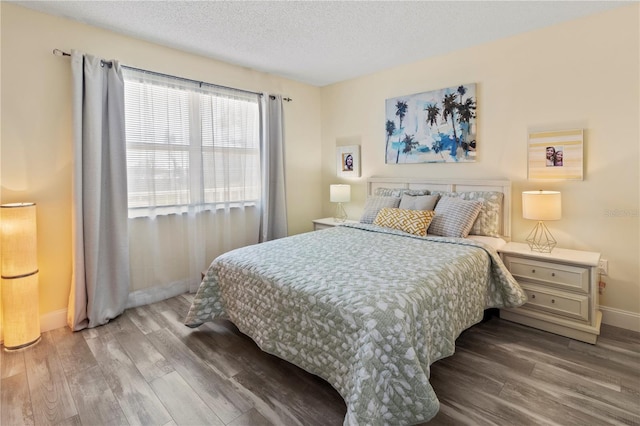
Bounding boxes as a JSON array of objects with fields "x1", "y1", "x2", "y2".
[
  {"x1": 522, "y1": 191, "x2": 561, "y2": 221},
  {"x1": 1, "y1": 203, "x2": 38, "y2": 277},
  {"x1": 1, "y1": 202, "x2": 40, "y2": 349},
  {"x1": 330, "y1": 184, "x2": 351, "y2": 203}
]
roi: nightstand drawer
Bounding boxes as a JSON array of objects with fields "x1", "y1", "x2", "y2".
[
  {"x1": 505, "y1": 256, "x2": 589, "y2": 293},
  {"x1": 521, "y1": 284, "x2": 589, "y2": 322}
]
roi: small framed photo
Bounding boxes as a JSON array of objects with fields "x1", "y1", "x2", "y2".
[
  {"x1": 337, "y1": 145, "x2": 360, "y2": 177},
  {"x1": 528, "y1": 129, "x2": 583, "y2": 180}
]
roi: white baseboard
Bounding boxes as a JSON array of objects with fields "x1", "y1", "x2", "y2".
[
  {"x1": 600, "y1": 306, "x2": 640, "y2": 332},
  {"x1": 41, "y1": 308, "x2": 69, "y2": 333}
]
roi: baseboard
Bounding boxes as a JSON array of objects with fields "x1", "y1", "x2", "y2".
[
  {"x1": 41, "y1": 308, "x2": 69, "y2": 333},
  {"x1": 600, "y1": 305, "x2": 640, "y2": 332},
  {"x1": 126, "y1": 280, "x2": 193, "y2": 309}
]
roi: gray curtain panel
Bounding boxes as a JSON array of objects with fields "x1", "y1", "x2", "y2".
[
  {"x1": 259, "y1": 94, "x2": 288, "y2": 242},
  {"x1": 68, "y1": 51, "x2": 130, "y2": 331}
]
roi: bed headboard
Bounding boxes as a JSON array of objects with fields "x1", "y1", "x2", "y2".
[{"x1": 367, "y1": 177, "x2": 512, "y2": 239}]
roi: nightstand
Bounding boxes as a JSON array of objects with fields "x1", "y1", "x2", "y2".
[
  {"x1": 499, "y1": 242, "x2": 602, "y2": 344},
  {"x1": 312, "y1": 217, "x2": 359, "y2": 231}
]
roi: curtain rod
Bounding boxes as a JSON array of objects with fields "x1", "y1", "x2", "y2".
[{"x1": 52, "y1": 49, "x2": 292, "y2": 102}]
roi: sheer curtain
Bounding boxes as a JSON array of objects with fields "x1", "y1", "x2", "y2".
[
  {"x1": 122, "y1": 69, "x2": 262, "y2": 305},
  {"x1": 68, "y1": 51, "x2": 130, "y2": 330}
]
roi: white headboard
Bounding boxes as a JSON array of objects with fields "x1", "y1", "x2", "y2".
[{"x1": 367, "y1": 177, "x2": 512, "y2": 239}]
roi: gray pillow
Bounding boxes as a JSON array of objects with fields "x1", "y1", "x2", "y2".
[
  {"x1": 360, "y1": 196, "x2": 401, "y2": 224},
  {"x1": 431, "y1": 190, "x2": 504, "y2": 237},
  {"x1": 399, "y1": 194, "x2": 440, "y2": 211},
  {"x1": 428, "y1": 197, "x2": 483, "y2": 238}
]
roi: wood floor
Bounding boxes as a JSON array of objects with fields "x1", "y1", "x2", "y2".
[{"x1": 1, "y1": 294, "x2": 638, "y2": 425}]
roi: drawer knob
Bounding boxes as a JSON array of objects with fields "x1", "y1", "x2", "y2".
[
  {"x1": 551, "y1": 272, "x2": 556, "y2": 277},
  {"x1": 551, "y1": 299, "x2": 555, "y2": 304},
  {"x1": 531, "y1": 269, "x2": 536, "y2": 273},
  {"x1": 531, "y1": 294, "x2": 536, "y2": 299}
]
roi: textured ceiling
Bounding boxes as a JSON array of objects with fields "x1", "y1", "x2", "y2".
[{"x1": 13, "y1": 1, "x2": 629, "y2": 86}]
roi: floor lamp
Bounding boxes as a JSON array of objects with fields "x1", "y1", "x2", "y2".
[{"x1": 1, "y1": 203, "x2": 41, "y2": 350}]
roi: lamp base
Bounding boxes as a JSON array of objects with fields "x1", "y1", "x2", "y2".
[
  {"x1": 4, "y1": 335, "x2": 41, "y2": 352},
  {"x1": 526, "y1": 221, "x2": 557, "y2": 253},
  {"x1": 1, "y1": 274, "x2": 41, "y2": 351},
  {"x1": 333, "y1": 202, "x2": 347, "y2": 222}
]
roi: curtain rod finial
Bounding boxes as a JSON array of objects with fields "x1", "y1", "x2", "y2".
[{"x1": 53, "y1": 48, "x2": 70, "y2": 57}]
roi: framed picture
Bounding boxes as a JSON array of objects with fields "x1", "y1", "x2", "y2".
[
  {"x1": 528, "y1": 129, "x2": 583, "y2": 180},
  {"x1": 385, "y1": 83, "x2": 477, "y2": 164},
  {"x1": 337, "y1": 145, "x2": 360, "y2": 177}
]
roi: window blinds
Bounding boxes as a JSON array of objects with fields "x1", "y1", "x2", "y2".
[{"x1": 123, "y1": 69, "x2": 261, "y2": 217}]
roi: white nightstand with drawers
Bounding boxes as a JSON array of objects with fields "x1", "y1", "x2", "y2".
[{"x1": 499, "y1": 242, "x2": 602, "y2": 344}]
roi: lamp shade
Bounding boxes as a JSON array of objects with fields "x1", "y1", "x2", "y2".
[
  {"x1": 1, "y1": 203, "x2": 38, "y2": 277},
  {"x1": 330, "y1": 184, "x2": 351, "y2": 203},
  {"x1": 522, "y1": 191, "x2": 561, "y2": 221},
  {"x1": 1, "y1": 203, "x2": 40, "y2": 350}
]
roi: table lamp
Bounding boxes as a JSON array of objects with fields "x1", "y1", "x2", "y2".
[
  {"x1": 330, "y1": 184, "x2": 350, "y2": 222},
  {"x1": 522, "y1": 190, "x2": 561, "y2": 253},
  {"x1": 1, "y1": 203, "x2": 41, "y2": 350}
]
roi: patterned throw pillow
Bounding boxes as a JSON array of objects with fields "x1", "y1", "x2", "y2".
[
  {"x1": 428, "y1": 197, "x2": 483, "y2": 238},
  {"x1": 463, "y1": 191, "x2": 504, "y2": 237},
  {"x1": 374, "y1": 188, "x2": 430, "y2": 197},
  {"x1": 431, "y1": 191, "x2": 504, "y2": 237},
  {"x1": 373, "y1": 208, "x2": 435, "y2": 237},
  {"x1": 399, "y1": 194, "x2": 440, "y2": 211},
  {"x1": 359, "y1": 196, "x2": 401, "y2": 224}
]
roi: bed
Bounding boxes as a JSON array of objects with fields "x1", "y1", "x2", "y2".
[{"x1": 185, "y1": 177, "x2": 527, "y2": 425}]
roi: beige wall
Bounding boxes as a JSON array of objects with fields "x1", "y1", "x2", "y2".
[
  {"x1": 321, "y1": 5, "x2": 640, "y2": 321},
  {"x1": 2, "y1": 3, "x2": 639, "y2": 329},
  {"x1": 1, "y1": 4, "x2": 322, "y2": 317}
]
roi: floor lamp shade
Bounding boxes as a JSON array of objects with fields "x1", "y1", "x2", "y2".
[{"x1": 1, "y1": 203, "x2": 41, "y2": 350}]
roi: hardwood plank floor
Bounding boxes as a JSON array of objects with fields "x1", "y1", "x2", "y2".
[{"x1": 2, "y1": 294, "x2": 638, "y2": 425}]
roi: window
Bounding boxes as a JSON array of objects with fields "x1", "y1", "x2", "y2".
[{"x1": 123, "y1": 69, "x2": 261, "y2": 217}]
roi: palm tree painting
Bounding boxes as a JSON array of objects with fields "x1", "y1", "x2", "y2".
[
  {"x1": 385, "y1": 120, "x2": 396, "y2": 154},
  {"x1": 384, "y1": 83, "x2": 477, "y2": 163}
]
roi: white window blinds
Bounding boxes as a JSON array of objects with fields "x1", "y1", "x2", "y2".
[{"x1": 123, "y1": 69, "x2": 261, "y2": 217}]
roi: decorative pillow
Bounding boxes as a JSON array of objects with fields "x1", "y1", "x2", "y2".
[
  {"x1": 374, "y1": 187, "x2": 429, "y2": 197},
  {"x1": 428, "y1": 197, "x2": 483, "y2": 238},
  {"x1": 431, "y1": 191, "x2": 504, "y2": 237},
  {"x1": 360, "y1": 196, "x2": 401, "y2": 224},
  {"x1": 399, "y1": 194, "x2": 440, "y2": 211},
  {"x1": 373, "y1": 208, "x2": 435, "y2": 237}
]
